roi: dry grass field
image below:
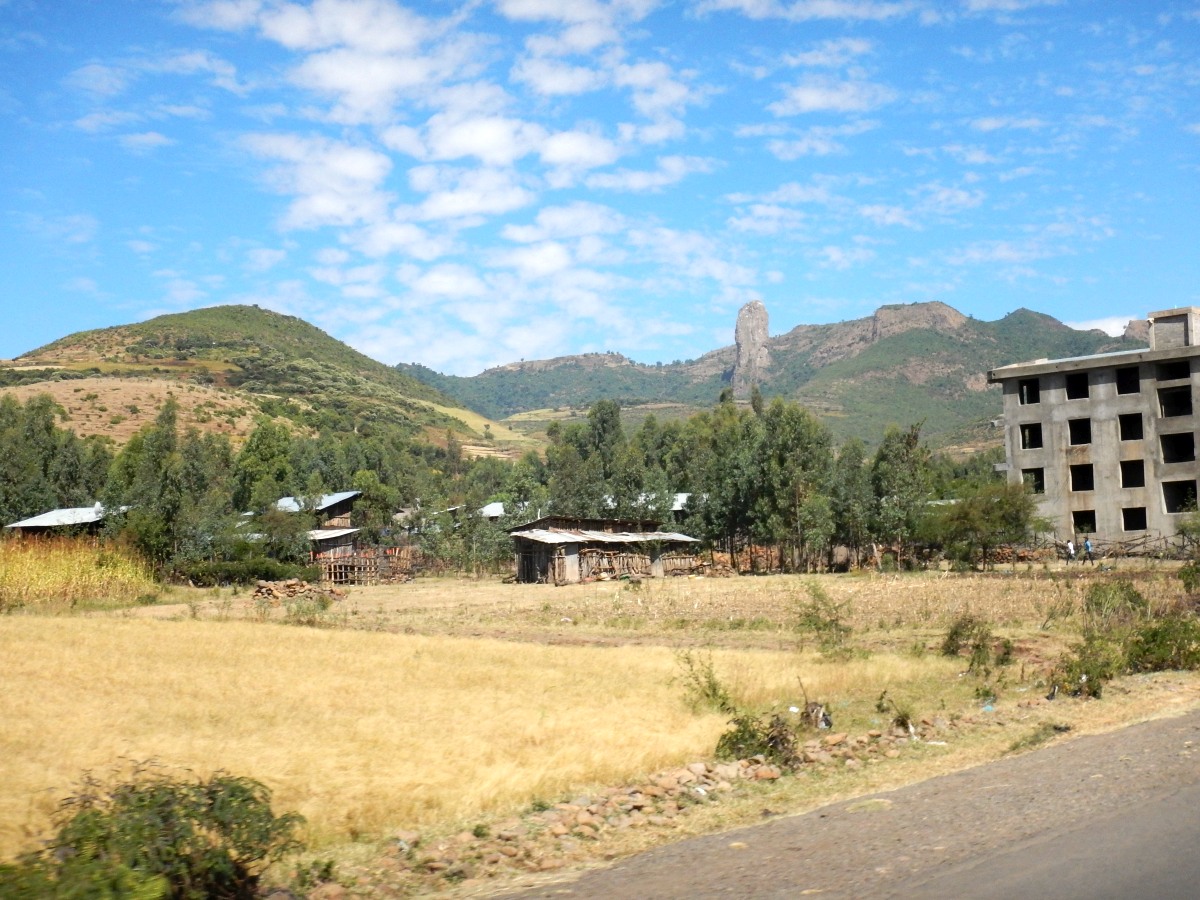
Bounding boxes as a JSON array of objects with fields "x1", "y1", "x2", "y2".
[{"x1": 4, "y1": 561, "x2": 1200, "y2": 891}]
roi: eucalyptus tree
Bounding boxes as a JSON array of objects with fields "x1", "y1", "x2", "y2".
[{"x1": 870, "y1": 424, "x2": 933, "y2": 566}]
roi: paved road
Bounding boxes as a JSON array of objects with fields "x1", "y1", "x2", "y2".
[{"x1": 507, "y1": 709, "x2": 1200, "y2": 899}]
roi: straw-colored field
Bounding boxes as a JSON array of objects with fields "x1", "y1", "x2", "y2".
[
  {"x1": 0, "y1": 616, "x2": 965, "y2": 860},
  {"x1": 4, "y1": 562, "x2": 1199, "y2": 886}
]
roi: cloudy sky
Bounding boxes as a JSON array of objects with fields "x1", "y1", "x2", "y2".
[{"x1": 2, "y1": 0, "x2": 1198, "y2": 373}]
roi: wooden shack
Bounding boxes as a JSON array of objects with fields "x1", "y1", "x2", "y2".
[{"x1": 509, "y1": 515, "x2": 701, "y2": 585}]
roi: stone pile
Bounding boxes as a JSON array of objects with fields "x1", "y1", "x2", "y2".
[
  {"x1": 252, "y1": 579, "x2": 344, "y2": 604},
  {"x1": 354, "y1": 718, "x2": 955, "y2": 895}
]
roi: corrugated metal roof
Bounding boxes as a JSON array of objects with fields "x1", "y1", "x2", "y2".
[
  {"x1": 6, "y1": 504, "x2": 110, "y2": 529},
  {"x1": 510, "y1": 528, "x2": 699, "y2": 546},
  {"x1": 276, "y1": 490, "x2": 361, "y2": 513},
  {"x1": 308, "y1": 528, "x2": 360, "y2": 542}
]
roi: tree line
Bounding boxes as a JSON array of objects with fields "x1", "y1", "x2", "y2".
[{"x1": 0, "y1": 388, "x2": 1036, "y2": 579}]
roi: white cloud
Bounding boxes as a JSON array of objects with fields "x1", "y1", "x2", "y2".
[
  {"x1": 127, "y1": 240, "x2": 157, "y2": 254},
  {"x1": 413, "y1": 167, "x2": 536, "y2": 221},
  {"x1": 1065, "y1": 315, "x2": 1135, "y2": 337},
  {"x1": 727, "y1": 203, "x2": 806, "y2": 234},
  {"x1": 766, "y1": 120, "x2": 878, "y2": 158},
  {"x1": 964, "y1": 0, "x2": 1062, "y2": 12},
  {"x1": 176, "y1": 0, "x2": 265, "y2": 31},
  {"x1": 768, "y1": 76, "x2": 895, "y2": 115},
  {"x1": 352, "y1": 219, "x2": 449, "y2": 260},
  {"x1": 151, "y1": 49, "x2": 244, "y2": 93},
  {"x1": 859, "y1": 204, "x2": 914, "y2": 227},
  {"x1": 586, "y1": 155, "x2": 714, "y2": 191},
  {"x1": 916, "y1": 183, "x2": 985, "y2": 214},
  {"x1": 119, "y1": 131, "x2": 175, "y2": 153},
  {"x1": 424, "y1": 113, "x2": 546, "y2": 166},
  {"x1": 539, "y1": 130, "x2": 622, "y2": 170},
  {"x1": 494, "y1": 241, "x2": 574, "y2": 279},
  {"x1": 409, "y1": 263, "x2": 488, "y2": 297},
  {"x1": 510, "y1": 57, "x2": 608, "y2": 95},
  {"x1": 24, "y1": 213, "x2": 99, "y2": 245},
  {"x1": 970, "y1": 115, "x2": 1047, "y2": 131},
  {"x1": 784, "y1": 37, "x2": 874, "y2": 67},
  {"x1": 502, "y1": 202, "x2": 626, "y2": 242},
  {"x1": 819, "y1": 244, "x2": 875, "y2": 269},
  {"x1": 246, "y1": 247, "x2": 286, "y2": 271},
  {"x1": 74, "y1": 110, "x2": 141, "y2": 132},
  {"x1": 258, "y1": 0, "x2": 433, "y2": 53},
  {"x1": 696, "y1": 0, "x2": 916, "y2": 22},
  {"x1": 65, "y1": 63, "x2": 131, "y2": 96},
  {"x1": 243, "y1": 133, "x2": 393, "y2": 229}
]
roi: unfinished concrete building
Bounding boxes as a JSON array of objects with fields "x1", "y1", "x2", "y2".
[{"x1": 988, "y1": 308, "x2": 1200, "y2": 544}]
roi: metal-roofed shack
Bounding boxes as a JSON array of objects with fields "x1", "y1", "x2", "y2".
[{"x1": 509, "y1": 515, "x2": 701, "y2": 585}]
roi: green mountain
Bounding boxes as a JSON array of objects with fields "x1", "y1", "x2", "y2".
[
  {"x1": 10, "y1": 304, "x2": 488, "y2": 442},
  {"x1": 399, "y1": 302, "x2": 1145, "y2": 448}
]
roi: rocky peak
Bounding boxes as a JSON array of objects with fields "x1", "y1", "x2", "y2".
[{"x1": 733, "y1": 300, "x2": 770, "y2": 398}]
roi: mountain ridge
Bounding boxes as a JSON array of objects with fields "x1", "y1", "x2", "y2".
[{"x1": 398, "y1": 301, "x2": 1143, "y2": 447}]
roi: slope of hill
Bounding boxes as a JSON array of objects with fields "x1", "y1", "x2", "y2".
[
  {"x1": 400, "y1": 302, "x2": 1145, "y2": 447},
  {"x1": 4, "y1": 305, "x2": 527, "y2": 449}
]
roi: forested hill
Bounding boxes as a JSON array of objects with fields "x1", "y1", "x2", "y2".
[
  {"x1": 399, "y1": 303, "x2": 1145, "y2": 447},
  {"x1": 4, "y1": 305, "x2": 490, "y2": 444}
]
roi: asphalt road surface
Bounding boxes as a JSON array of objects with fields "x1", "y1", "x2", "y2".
[{"x1": 507, "y1": 708, "x2": 1200, "y2": 899}]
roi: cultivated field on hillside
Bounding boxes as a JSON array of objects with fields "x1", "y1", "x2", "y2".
[{"x1": 3, "y1": 567, "x2": 1198, "y2": 892}]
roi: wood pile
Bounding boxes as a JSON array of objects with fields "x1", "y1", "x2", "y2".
[{"x1": 252, "y1": 579, "x2": 345, "y2": 604}]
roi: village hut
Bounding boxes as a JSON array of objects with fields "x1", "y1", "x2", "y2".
[{"x1": 508, "y1": 515, "x2": 700, "y2": 585}]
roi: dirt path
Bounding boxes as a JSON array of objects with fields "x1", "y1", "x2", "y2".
[{"x1": 502, "y1": 707, "x2": 1200, "y2": 899}]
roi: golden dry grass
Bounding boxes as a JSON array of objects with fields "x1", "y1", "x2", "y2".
[
  {"x1": 0, "y1": 539, "x2": 157, "y2": 612},
  {"x1": 8, "y1": 567, "x2": 1197, "y2": 885},
  {"x1": 0, "y1": 616, "x2": 965, "y2": 860}
]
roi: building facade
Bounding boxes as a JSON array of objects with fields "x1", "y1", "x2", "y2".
[{"x1": 988, "y1": 308, "x2": 1200, "y2": 542}]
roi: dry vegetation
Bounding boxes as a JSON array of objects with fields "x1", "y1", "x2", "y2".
[
  {"x1": 0, "y1": 539, "x2": 157, "y2": 612},
  {"x1": 1, "y1": 377, "x2": 280, "y2": 447},
  {"x1": 4, "y1": 558, "x2": 1200, "y2": 892}
]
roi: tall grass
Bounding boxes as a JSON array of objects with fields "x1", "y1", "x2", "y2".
[
  {"x1": 0, "y1": 618, "x2": 960, "y2": 859},
  {"x1": 0, "y1": 538, "x2": 157, "y2": 612}
]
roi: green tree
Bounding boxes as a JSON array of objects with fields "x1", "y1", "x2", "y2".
[
  {"x1": 234, "y1": 420, "x2": 295, "y2": 512},
  {"x1": 831, "y1": 438, "x2": 873, "y2": 567},
  {"x1": 930, "y1": 482, "x2": 1045, "y2": 570},
  {"x1": 870, "y1": 424, "x2": 932, "y2": 566}
]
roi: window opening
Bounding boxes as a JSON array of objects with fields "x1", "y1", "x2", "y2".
[
  {"x1": 1070, "y1": 464, "x2": 1094, "y2": 492},
  {"x1": 1065, "y1": 372, "x2": 1089, "y2": 400}
]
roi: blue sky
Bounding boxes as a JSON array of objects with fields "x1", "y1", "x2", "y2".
[{"x1": 2, "y1": 0, "x2": 1198, "y2": 374}]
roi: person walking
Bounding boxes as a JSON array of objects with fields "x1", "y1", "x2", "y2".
[
  {"x1": 1065, "y1": 539, "x2": 1075, "y2": 564},
  {"x1": 1084, "y1": 536, "x2": 1094, "y2": 565}
]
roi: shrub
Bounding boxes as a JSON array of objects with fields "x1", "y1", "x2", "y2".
[
  {"x1": 177, "y1": 559, "x2": 319, "y2": 586},
  {"x1": 674, "y1": 649, "x2": 735, "y2": 714},
  {"x1": 1083, "y1": 580, "x2": 1147, "y2": 629},
  {"x1": 0, "y1": 767, "x2": 304, "y2": 899},
  {"x1": 1050, "y1": 633, "x2": 1127, "y2": 699},
  {"x1": 940, "y1": 614, "x2": 996, "y2": 673},
  {"x1": 715, "y1": 713, "x2": 798, "y2": 767},
  {"x1": 1125, "y1": 615, "x2": 1200, "y2": 673},
  {"x1": 794, "y1": 583, "x2": 852, "y2": 652}
]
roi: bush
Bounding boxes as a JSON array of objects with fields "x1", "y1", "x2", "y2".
[
  {"x1": 1083, "y1": 580, "x2": 1147, "y2": 629},
  {"x1": 715, "y1": 713, "x2": 798, "y2": 767},
  {"x1": 0, "y1": 767, "x2": 304, "y2": 899},
  {"x1": 1051, "y1": 633, "x2": 1128, "y2": 699},
  {"x1": 940, "y1": 614, "x2": 996, "y2": 673},
  {"x1": 1125, "y1": 615, "x2": 1200, "y2": 673},
  {"x1": 794, "y1": 583, "x2": 852, "y2": 653},
  {"x1": 674, "y1": 649, "x2": 734, "y2": 714},
  {"x1": 177, "y1": 559, "x2": 319, "y2": 586}
]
